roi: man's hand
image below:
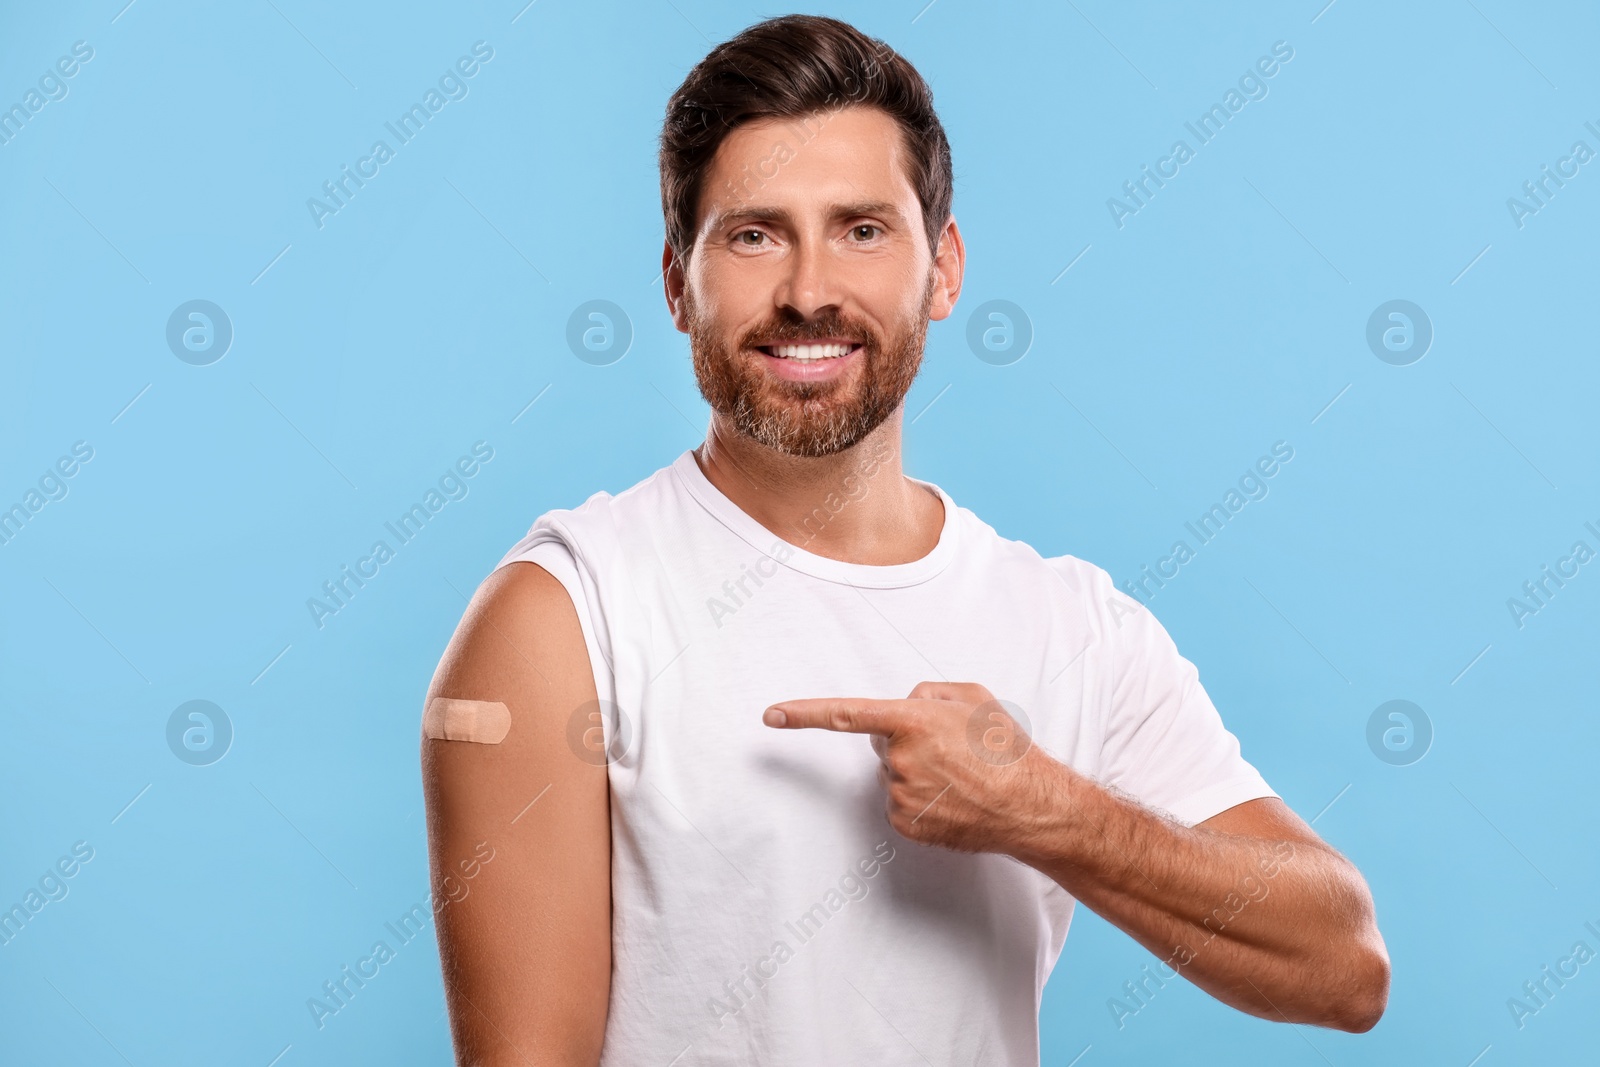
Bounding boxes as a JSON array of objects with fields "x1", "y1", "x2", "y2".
[
  {"x1": 763, "y1": 680, "x2": 1066, "y2": 854},
  {"x1": 764, "y1": 678, "x2": 1389, "y2": 1032}
]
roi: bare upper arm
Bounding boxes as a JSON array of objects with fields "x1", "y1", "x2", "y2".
[{"x1": 421, "y1": 560, "x2": 609, "y2": 1066}]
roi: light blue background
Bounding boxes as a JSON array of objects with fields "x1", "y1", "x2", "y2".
[{"x1": 3, "y1": 1, "x2": 1597, "y2": 1063}]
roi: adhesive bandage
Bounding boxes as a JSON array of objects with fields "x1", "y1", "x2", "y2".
[{"x1": 423, "y1": 697, "x2": 511, "y2": 744}]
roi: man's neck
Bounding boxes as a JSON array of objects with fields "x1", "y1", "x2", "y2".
[{"x1": 692, "y1": 414, "x2": 945, "y2": 566}]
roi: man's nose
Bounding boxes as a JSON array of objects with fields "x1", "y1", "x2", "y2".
[{"x1": 773, "y1": 235, "x2": 843, "y2": 321}]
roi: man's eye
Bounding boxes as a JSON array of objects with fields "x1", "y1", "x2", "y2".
[
  {"x1": 736, "y1": 230, "x2": 766, "y2": 246},
  {"x1": 851, "y1": 225, "x2": 881, "y2": 241}
]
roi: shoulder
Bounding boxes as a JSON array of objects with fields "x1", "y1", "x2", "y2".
[
  {"x1": 426, "y1": 557, "x2": 597, "y2": 740},
  {"x1": 1039, "y1": 552, "x2": 1116, "y2": 598},
  {"x1": 949, "y1": 515, "x2": 1153, "y2": 653},
  {"x1": 1037, "y1": 552, "x2": 1157, "y2": 648},
  {"x1": 934, "y1": 496, "x2": 1130, "y2": 616},
  {"x1": 497, "y1": 457, "x2": 683, "y2": 568},
  {"x1": 482, "y1": 553, "x2": 581, "y2": 624},
  {"x1": 940, "y1": 501, "x2": 1153, "y2": 647},
  {"x1": 1048, "y1": 547, "x2": 1176, "y2": 628},
  {"x1": 952, "y1": 510, "x2": 1128, "y2": 616}
]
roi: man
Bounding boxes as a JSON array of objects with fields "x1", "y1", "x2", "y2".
[{"x1": 421, "y1": 14, "x2": 1388, "y2": 1065}]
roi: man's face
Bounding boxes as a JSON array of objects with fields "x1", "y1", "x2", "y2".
[{"x1": 671, "y1": 105, "x2": 957, "y2": 458}]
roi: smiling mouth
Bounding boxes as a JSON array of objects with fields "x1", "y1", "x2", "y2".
[{"x1": 755, "y1": 341, "x2": 863, "y2": 362}]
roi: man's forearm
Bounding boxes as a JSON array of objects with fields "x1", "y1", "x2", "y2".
[
  {"x1": 999, "y1": 758, "x2": 1388, "y2": 1031},
  {"x1": 762, "y1": 683, "x2": 1389, "y2": 1030}
]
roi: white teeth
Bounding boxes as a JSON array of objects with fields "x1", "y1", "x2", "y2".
[{"x1": 768, "y1": 342, "x2": 854, "y2": 361}]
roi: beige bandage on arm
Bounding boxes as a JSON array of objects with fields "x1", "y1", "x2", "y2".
[{"x1": 423, "y1": 697, "x2": 512, "y2": 744}]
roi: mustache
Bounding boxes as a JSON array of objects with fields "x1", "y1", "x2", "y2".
[{"x1": 742, "y1": 321, "x2": 874, "y2": 348}]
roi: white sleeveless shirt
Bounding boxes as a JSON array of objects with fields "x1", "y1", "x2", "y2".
[{"x1": 493, "y1": 449, "x2": 1276, "y2": 1065}]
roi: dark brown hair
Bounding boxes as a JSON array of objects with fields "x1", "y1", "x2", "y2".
[{"x1": 659, "y1": 14, "x2": 953, "y2": 266}]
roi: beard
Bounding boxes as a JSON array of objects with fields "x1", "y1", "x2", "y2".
[{"x1": 684, "y1": 273, "x2": 935, "y2": 458}]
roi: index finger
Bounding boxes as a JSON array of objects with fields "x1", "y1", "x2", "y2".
[{"x1": 763, "y1": 698, "x2": 909, "y2": 734}]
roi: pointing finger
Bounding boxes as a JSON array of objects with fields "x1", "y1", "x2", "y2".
[{"x1": 763, "y1": 698, "x2": 909, "y2": 735}]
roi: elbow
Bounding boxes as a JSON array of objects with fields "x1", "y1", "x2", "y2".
[
  {"x1": 1319, "y1": 856, "x2": 1390, "y2": 1034},
  {"x1": 1329, "y1": 939, "x2": 1390, "y2": 1033}
]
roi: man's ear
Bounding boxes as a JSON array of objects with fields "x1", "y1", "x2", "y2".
[
  {"x1": 663, "y1": 241, "x2": 690, "y2": 334},
  {"x1": 927, "y1": 214, "x2": 966, "y2": 323}
]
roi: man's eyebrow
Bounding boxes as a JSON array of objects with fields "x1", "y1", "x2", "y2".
[{"x1": 707, "y1": 200, "x2": 908, "y2": 231}]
